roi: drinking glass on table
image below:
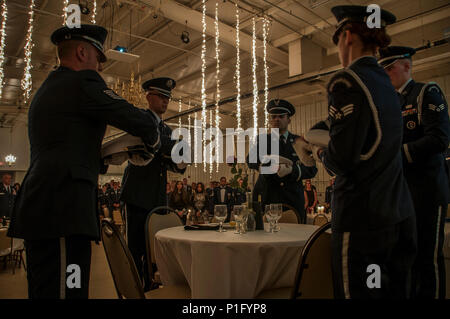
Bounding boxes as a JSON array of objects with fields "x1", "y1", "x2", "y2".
[
  {"x1": 233, "y1": 205, "x2": 244, "y2": 234},
  {"x1": 269, "y1": 203, "x2": 283, "y2": 232},
  {"x1": 214, "y1": 205, "x2": 228, "y2": 232},
  {"x1": 264, "y1": 205, "x2": 275, "y2": 233}
]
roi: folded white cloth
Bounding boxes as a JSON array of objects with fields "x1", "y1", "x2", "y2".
[
  {"x1": 292, "y1": 137, "x2": 315, "y2": 166},
  {"x1": 277, "y1": 163, "x2": 293, "y2": 178},
  {"x1": 304, "y1": 129, "x2": 330, "y2": 148},
  {"x1": 101, "y1": 133, "x2": 154, "y2": 166}
]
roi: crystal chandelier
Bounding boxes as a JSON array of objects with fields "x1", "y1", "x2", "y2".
[{"x1": 112, "y1": 71, "x2": 147, "y2": 109}]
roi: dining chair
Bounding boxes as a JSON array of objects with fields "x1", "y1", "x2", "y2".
[
  {"x1": 101, "y1": 218, "x2": 190, "y2": 299},
  {"x1": 145, "y1": 206, "x2": 183, "y2": 289},
  {"x1": 281, "y1": 203, "x2": 302, "y2": 224},
  {"x1": 313, "y1": 214, "x2": 329, "y2": 226},
  {"x1": 0, "y1": 228, "x2": 12, "y2": 271},
  {"x1": 256, "y1": 222, "x2": 333, "y2": 299},
  {"x1": 279, "y1": 210, "x2": 300, "y2": 224}
]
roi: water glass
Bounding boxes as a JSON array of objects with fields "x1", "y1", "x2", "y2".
[
  {"x1": 214, "y1": 205, "x2": 228, "y2": 232},
  {"x1": 270, "y1": 203, "x2": 282, "y2": 232},
  {"x1": 264, "y1": 205, "x2": 275, "y2": 233},
  {"x1": 233, "y1": 205, "x2": 243, "y2": 234}
]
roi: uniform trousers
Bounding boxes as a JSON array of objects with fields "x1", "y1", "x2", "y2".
[
  {"x1": 331, "y1": 216, "x2": 417, "y2": 299},
  {"x1": 125, "y1": 203, "x2": 155, "y2": 291},
  {"x1": 410, "y1": 201, "x2": 447, "y2": 299},
  {"x1": 25, "y1": 236, "x2": 91, "y2": 299}
]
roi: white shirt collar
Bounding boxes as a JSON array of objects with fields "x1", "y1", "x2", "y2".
[{"x1": 397, "y1": 78, "x2": 412, "y2": 94}]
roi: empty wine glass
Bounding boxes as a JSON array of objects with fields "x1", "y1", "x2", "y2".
[
  {"x1": 264, "y1": 205, "x2": 275, "y2": 233},
  {"x1": 214, "y1": 205, "x2": 228, "y2": 232},
  {"x1": 233, "y1": 205, "x2": 243, "y2": 234},
  {"x1": 270, "y1": 203, "x2": 282, "y2": 232}
]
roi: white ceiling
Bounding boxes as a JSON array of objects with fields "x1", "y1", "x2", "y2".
[{"x1": 1, "y1": 0, "x2": 449, "y2": 135}]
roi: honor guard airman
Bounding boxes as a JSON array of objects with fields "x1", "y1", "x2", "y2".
[
  {"x1": 309, "y1": 6, "x2": 417, "y2": 298},
  {"x1": 247, "y1": 99, "x2": 318, "y2": 224},
  {"x1": 7, "y1": 24, "x2": 162, "y2": 299},
  {"x1": 379, "y1": 46, "x2": 450, "y2": 298},
  {"x1": 120, "y1": 77, "x2": 187, "y2": 291}
]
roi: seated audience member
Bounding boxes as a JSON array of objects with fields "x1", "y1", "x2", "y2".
[
  {"x1": 169, "y1": 181, "x2": 192, "y2": 224},
  {"x1": 304, "y1": 179, "x2": 318, "y2": 214},
  {"x1": 325, "y1": 177, "x2": 335, "y2": 213},
  {"x1": 192, "y1": 182, "x2": 210, "y2": 222},
  {"x1": 214, "y1": 177, "x2": 234, "y2": 222},
  {"x1": 234, "y1": 178, "x2": 250, "y2": 205}
]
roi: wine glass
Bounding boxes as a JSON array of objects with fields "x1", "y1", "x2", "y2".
[
  {"x1": 233, "y1": 205, "x2": 244, "y2": 234},
  {"x1": 269, "y1": 203, "x2": 283, "y2": 232},
  {"x1": 264, "y1": 205, "x2": 275, "y2": 233},
  {"x1": 214, "y1": 205, "x2": 228, "y2": 232}
]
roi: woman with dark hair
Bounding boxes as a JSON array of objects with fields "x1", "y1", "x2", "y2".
[
  {"x1": 169, "y1": 181, "x2": 192, "y2": 223},
  {"x1": 309, "y1": 5, "x2": 417, "y2": 298},
  {"x1": 303, "y1": 179, "x2": 317, "y2": 214}
]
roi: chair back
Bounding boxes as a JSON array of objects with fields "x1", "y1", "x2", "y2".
[
  {"x1": 101, "y1": 219, "x2": 145, "y2": 299},
  {"x1": 145, "y1": 206, "x2": 182, "y2": 277},
  {"x1": 313, "y1": 214, "x2": 329, "y2": 226},
  {"x1": 292, "y1": 222, "x2": 333, "y2": 299},
  {"x1": 279, "y1": 210, "x2": 300, "y2": 224},
  {"x1": 281, "y1": 203, "x2": 301, "y2": 223},
  {"x1": 0, "y1": 228, "x2": 11, "y2": 256},
  {"x1": 112, "y1": 209, "x2": 124, "y2": 226}
]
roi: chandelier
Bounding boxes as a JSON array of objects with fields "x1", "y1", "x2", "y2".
[{"x1": 112, "y1": 71, "x2": 147, "y2": 109}]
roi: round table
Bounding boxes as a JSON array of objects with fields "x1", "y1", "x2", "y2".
[{"x1": 154, "y1": 223, "x2": 319, "y2": 299}]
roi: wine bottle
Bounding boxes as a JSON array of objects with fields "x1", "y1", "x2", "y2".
[
  {"x1": 254, "y1": 194, "x2": 264, "y2": 230},
  {"x1": 245, "y1": 192, "x2": 256, "y2": 231}
]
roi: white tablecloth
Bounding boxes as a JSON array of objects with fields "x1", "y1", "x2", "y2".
[{"x1": 154, "y1": 223, "x2": 319, "y2": 298}]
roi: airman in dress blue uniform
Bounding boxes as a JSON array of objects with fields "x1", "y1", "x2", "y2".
[
  {"x1": 310, "y1": 6, "x2": 417, "y2": 298},
  {"x1": 379, "y1": 46, "x2": 449, "y2": 299},
  {"x1": 247, "y1": 99, "x2": 318, "y2": 223},
  {"x1": 120, "y1": 77, "x2": 186, "y2": 291},
  {"x1": 7, "y1": 24, "x2": 162, "y2": 299}
]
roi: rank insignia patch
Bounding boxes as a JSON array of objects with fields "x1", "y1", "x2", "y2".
[{"x1": 103, "y1": 89, "x2": 125, "y2": 100}]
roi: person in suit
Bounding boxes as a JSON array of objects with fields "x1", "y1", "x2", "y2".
[
  {"x1": 309, "y1": 6, "x2": 417, "y2": 298},
  {"x1": 98, "y1": 184, "x2": 109, "y2": 218},
  {"x1": 379, "y1": 46, "x2": 449, "y2": 299},
  {"x1": 247, "y1": 99, "x2": 318, "y2": 224},
  {"x1": 107, "y1": 181, "x2": 122, "y2": 217},
  {"x1": 214, "y1": 177, "x2": 234, "y2": 222},
  {"x1": 7, "y1": 25, "x2": 163, "y2": 299},
  {"x1": 233, "y1": 178, "x2": 250, "y2": 206},
  {"x1": 120, "y1": 77, "x2": 186, "y2": 291},
  {"x1": 0, "y1": 173, "x2": 15, "y2": 218}
]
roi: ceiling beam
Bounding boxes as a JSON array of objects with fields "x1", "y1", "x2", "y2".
[{"x1": 140, "y1": 0, "x2": 289, "y2": 69}]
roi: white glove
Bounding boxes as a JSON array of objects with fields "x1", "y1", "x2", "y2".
[
  {"x1": 277, "y1": 163, "x2": 293, "y2": 178},
  {"x1": 292, "y1": 137, "x2": 315, "y2": 166},
  {"x1": 304, "y1": 129, "x2": 330, "y2": 148},
  {"x1": 311, "y1": 145, "x2": 324, "y2": 163}
]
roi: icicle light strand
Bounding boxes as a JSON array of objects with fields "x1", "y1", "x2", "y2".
[
  {"x1": 214, "y1": 1, "x2": 221, "y2": 172},
  {"x1": 62, "y1": 0, "x2": 69, "y2": 25},
  {"x1": 209, "y1": 109, "x2": 213, "y2": 177},
  {"x1": 0, "y1": 0, "x2": 8, "y2": 99},
  {"x1": 201, "y1": 0, "x2": 207, "y2": 172},
  {"x1": 21, "y1": 0, "x2": 35, "y2": 102},
  {"x1": 91, "y1": 0, "x2": 97, "y2": 24},
  {"x1": 263, "y1": 18, "x2": 269, "y2": 128},
  {"x1": 178, "y1": 99, "x2": 182, "y2": 131},
  {"x1": 251, "y1": 18, "x2": 258, "y2": 141},
  {"x1": 235, "y1": 1, "x2": 241, "y2": 130}
]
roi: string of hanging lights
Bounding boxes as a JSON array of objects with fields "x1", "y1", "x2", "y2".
[
  {"x1": 62, "y1": 0, "x2": 69, "y2": 25},
  {"x1": 0, "y1": 0, "x2": 8, "y2": 99},
  {"x1": 214, "y1": 1, "x2": 221, "y2": 172},
  {"x1": 251, "y1": 17, "x2": 259, "y2": 141},
  {"x1": 263, "y1": 18, "x2": 270, "y2": 129},
  {"x1": 201, "y1": 0, "x2": 207, "y2": 172},
  {"x1": 234, "y1": 1, "x2": 241, "y2": 130},
  {"x1": 21, "y1": 0, "x2": 35, "y2": 102},
  {"x1": 91, "y1": 0, "x2": 97, "y2": 24}
]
